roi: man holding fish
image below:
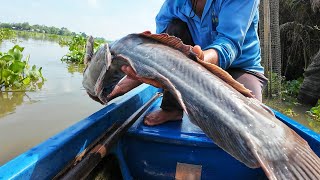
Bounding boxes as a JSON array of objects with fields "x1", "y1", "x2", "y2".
[
  {"x1": 82, "y1": 1, "x2": 320, "y2": 178},
  {"x1": 118, "y1": 0, "x2": 268, "y2": 126}
]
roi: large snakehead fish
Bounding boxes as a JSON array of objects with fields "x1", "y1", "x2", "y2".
[{"x1": 82, "y1": 31, "x2": 320, "y2": 179}]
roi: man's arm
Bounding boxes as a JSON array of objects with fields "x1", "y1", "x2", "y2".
[
  {"x1": 204, "y1": 0, "x2": 259, "y2": 69},
  {"x1": 155, "y1": 0, "x2": 180, "y2": 34}
]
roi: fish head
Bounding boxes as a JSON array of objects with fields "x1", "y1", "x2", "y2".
[{"x1": 82, "y1": 40, "x2": 126, "y2": 104}]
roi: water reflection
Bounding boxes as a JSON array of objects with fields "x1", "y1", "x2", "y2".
[
  {"x1": 0, "y1": 91, "x2": 37, "y2": 118},
  {"x1": 66, "y1": 62, "x2": 85, "y2": 75},
  {"x1": 308, "y1": 120, "x2": 320, "y2": 133},
  {"x1": 306, "y1": 116, "x2": 320, "y2": 133}
]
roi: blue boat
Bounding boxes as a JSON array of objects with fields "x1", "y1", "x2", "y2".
[{"x1": 0, "y1": 84, "x2": 319, "y2": 179}]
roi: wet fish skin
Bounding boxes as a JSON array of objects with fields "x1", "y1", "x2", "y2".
[{"x1": 84, "y1": 33, "x2": 320, "y2": 179}]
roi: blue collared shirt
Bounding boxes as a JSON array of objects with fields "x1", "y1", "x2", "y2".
[{"x1": 155, "y1": 0, "x2": 264, "y2": 74}]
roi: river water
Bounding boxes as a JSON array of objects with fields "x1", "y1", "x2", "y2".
[{"x1": 0, "y1": 38, "x2": 104, "y2": 165}]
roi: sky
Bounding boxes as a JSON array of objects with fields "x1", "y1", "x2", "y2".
[{"x1": 0, "y1": 0, "x2": 165, "y2": 41}]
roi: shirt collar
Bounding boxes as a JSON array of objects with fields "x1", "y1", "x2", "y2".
[{"x1": 180, "y1": 0, "x2": 214, "y2": 23}]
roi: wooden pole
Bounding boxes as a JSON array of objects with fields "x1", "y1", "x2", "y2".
[{"x1": 54, "y1": 92, "x2": 162, "y2": 180}]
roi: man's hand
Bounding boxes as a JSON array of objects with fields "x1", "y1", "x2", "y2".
[
  {"x1": 121, "y1": 65, "x2": 164, "y2": 88},
  {"x1": 121, "y1": 66, "x2": 139, "y2": 80},
  {"x1": 107, "y1": 75, "x2": 142, "y2": 100},
  {"x1": 193, "y1": 45, "x2": 219, "y2": 65}
]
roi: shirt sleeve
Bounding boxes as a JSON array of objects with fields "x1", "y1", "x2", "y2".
[
  {"x1": 204, "y1": 0, "x2": 259, "y2": 69},
  {"x1": 155, "y1": 0, "x2": 179, "y2": 34}
]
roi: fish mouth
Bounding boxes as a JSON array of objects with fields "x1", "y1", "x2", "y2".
[
  {"x1": 83, "y1": 40, "x2": 142, "y2": 104},
  {"x1": 102, "y1": 75, "x2": 142, "y2": 103},
  {"x1": 95, "y1": 54, "x2": 143, "y2": 104},
  {"x1": 86, "y1": 91, "x2": 104, "y2": 104},
  {"x1": 98, "y1": 71, "x2": 128, "y2": 104}
]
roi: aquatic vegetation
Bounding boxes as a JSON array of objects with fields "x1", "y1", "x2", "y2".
[
  {"x1": 282, "y1": 77, "x2": 304, "y2": 97},
  {"x1": 61, "y1": 35, "x2": 104, "y2": 64},
  {"x1": 0, "y1": 28, "x2": 17, "y2": 43},
  {"x1": 307, "y1": 99, "x2": 320, "y2": 121},
  {"x1": 307, "y1": 119, "x2": 320, "y2": 133},
  {"x1": 15, "y1": 30, "x2": 67, "y2": 43},
  {"x1": 61, "y1": 35, "x2": 87, "y2": 63},
  {"x1": 284, "y1": 108, "x2": 298, "y2": 117},
  {"x1": 306, "y1": 100, "x2": 320, "y2": 133},
  {"x1": 265, "y1": 72, "x2": 303, "y2": 103},
  {"x1": 0, "y1": 45, "x2": 45, "y2": 91}
]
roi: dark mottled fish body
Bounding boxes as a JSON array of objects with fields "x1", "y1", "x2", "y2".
[{"x1": 83, "y1": 33, "x2": 320, "y2": 179}]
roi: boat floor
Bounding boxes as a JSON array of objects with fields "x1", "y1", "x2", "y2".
[{"x1": 127, "y1": 97, "x2": 216, "y2": 146}]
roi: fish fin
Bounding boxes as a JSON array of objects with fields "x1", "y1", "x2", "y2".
[
  {"x1": 138, "y1": 31, "x2": 253, "y2": 98},
  {"x1": 115, "y1": 54, "x2": 165, "y2": 89},
  {"x1": 162, "y1": 80, "x2": 188, "y2": 113},
  {"x1": 84, "y1": 36, "x2": 94, "y2": 65},
  {"x1": 260, "y1": 103, "x2": 275, "y2": 116},
  {"x1": 194, "y1": 117, "x2": 259, "y2": 168},
  {"x1": 139, "y1": 31, "x2": 197, "y2": 60},
  {"x1": 138, "y1": 78, "x2": 165, "y2": 89},
  {"x1": 116, "y1": 53, "x2": 187, "y2": 112},
  {"x1": 196, "y1": 60, "x2": 254, "y2": 98},
  {"x1": 244, "y1": 131, "x2": 320, "y2": 180}
]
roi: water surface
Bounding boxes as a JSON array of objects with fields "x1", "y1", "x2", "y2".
[
  {"x1": 264, "y1": 99, "x2": 320, "y2": 133},
  {"x1": 0, "y1": 38, "x2": 104, "y2": 165}
]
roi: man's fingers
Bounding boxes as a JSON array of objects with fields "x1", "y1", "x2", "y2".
[
  {"x1": 120, "y1": 65, "x2": 163, "y2": 88},
  {"x1": 193, "y1": 45, "x2": 204, "y2": 60},
  {"x1": 121, "y1": 65, "x2": 139, "y2": 80}
]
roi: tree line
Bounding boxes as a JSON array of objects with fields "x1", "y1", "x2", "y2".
[{"x1": 0, "y1": 22, "x2": 83, "y2": 37}]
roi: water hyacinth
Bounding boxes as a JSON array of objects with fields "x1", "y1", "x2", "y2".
[
  {"x1": 61, "y1": 35, "x2": 105, "y2": 64},
  {"x1": 0, "y1": 28, "x2": 16, "y2": 42},
  {"x1": 0, "y1": 45, "x2": 45, "y2": 91}
]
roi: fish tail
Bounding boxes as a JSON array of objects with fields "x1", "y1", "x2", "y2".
[
  {"x1": 247, "y1": 131, "x2": 320, "y2": 180},
  {"x1": 283, "y1": 142, "x2": 320, "y2": 179}
]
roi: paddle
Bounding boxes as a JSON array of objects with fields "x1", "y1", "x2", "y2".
[{"x1": 54, "y1": 92, "x2": 162, "y2": 179}]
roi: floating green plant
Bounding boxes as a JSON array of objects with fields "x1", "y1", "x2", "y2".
[
  {"x1": 307, "y1": 99, "x2": 320, "y2": 122},
  {"x1": 61, "y1": 35, "x2": 104, "y2": 64},
  {"x1": 0, "y1": 28, "x2": 17, "y2": 43},
  {"x1": 0, "y1": 45, "x2": 45, "y2": 91}
]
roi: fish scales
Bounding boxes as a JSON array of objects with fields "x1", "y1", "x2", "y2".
[{"x1": 83, "y1": 32, "x2": 320, "y2": 180}]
